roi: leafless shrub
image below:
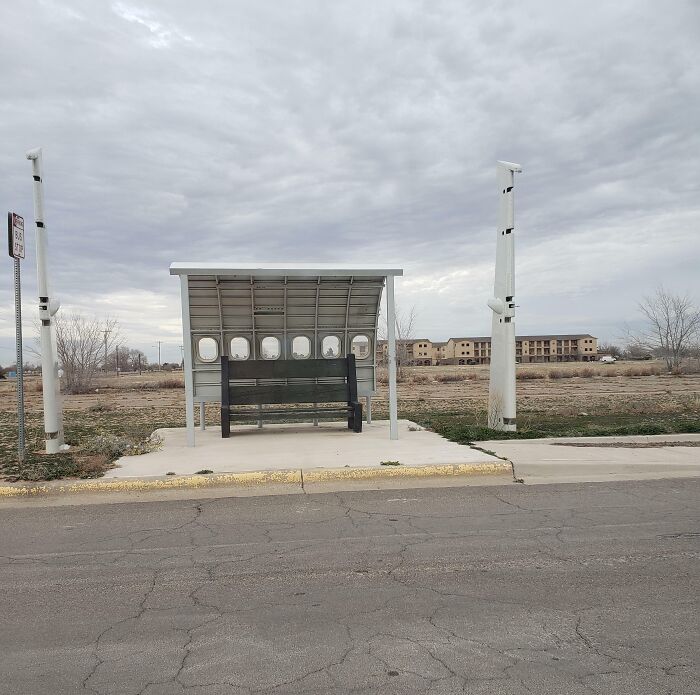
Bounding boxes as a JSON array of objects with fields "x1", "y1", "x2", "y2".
[
  {"x1": 601, "y1": 368, "x2": 619, "y2": 377},
  {"x1": 410, "y1": 373, "x2": 433, "y2": 384},
  {"x1": 580, "y1": 367, "x2": 595, "y2": 378},
  {"x1": 549, "y1": 369, "x2": 563, "y2": 379},
  {"x1": 159, "y1": 378, "x2": 184, "y2": 389},
  {"x1": 52, "y1": 314, "x2": 119, "y2": 394}
]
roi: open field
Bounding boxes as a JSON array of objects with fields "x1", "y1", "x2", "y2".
[{"x1": 1, "y1": 361, "x2": 699, "y2": 480}]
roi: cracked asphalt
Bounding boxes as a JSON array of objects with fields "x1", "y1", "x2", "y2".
[{"x1": 0, "y1": 479, "x2": 698, "y2": 694}]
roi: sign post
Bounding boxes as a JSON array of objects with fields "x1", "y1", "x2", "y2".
[{"x1": 8, "y1": 212, "x2": 26, "y2": 462}]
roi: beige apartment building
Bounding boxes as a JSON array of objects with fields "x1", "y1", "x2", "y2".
[{"x1": 377, "y1": 334, "x2": 598, "y2": 365}]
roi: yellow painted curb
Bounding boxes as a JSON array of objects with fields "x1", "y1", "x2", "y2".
[
  {"x1": 0, "y1": 462, "x2": 512, "y2": 498},
  {"x1": 304, "y1": 462, "x2": 512, "y2": 483},
  {"x1": 0, "y1": 470, "x2": 302, "y2": 498}
]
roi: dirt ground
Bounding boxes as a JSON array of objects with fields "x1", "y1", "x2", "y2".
[{"x1": 2, "y1": 361, "x2": 698, "y2": 419}]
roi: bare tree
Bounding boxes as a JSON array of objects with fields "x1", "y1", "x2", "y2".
[
  {"x1": 598, "y1": 342, "x2": 622, "y2": 359},
  {"x1": 53, "y1": 314, "x2": 120, "y2": 393},
  {"x1": 378, "y1": 304, "x2": 417, "y2": 379},
  {"x1": 630, "y1": 287, "x2": 700, "y2": 371},
  {"x1": 105, "y1": 346, "x2": 148, "y2": 373}
]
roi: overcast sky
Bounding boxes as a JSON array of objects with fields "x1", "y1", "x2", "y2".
[{"x1": 1, "y1": 0, "x2": 699, "y2": 365}]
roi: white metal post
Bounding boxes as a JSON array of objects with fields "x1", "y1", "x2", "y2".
[
  {"x1": 180, "y1": 275, "x2": 196, "y2": 446},
  {"x1": 200, "y1": 401, "x2": 206, "y2": 431},
  {"x1": 365, "y1": 395, "x2": 372, "y2": 424},
  {"x1": 386, "y1": 275, "x2": 399, "y2": 440},
  {"x1": 13, "y1": 256, "x2": 25, "y2": 461},
  {"x1": 26, "y1": 148, "x2": 65, "y2": 453},
  {"x1": 488, "y1": 160, "x2": 522, "y2": 432}
]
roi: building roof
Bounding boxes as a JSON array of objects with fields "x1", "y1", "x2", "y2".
[
  {"x1": 377, "y1": 339, "x2": 431, "y2": 345},
  {"x1": 449, "y1": 334, "x2": 596, "y2": 342}
]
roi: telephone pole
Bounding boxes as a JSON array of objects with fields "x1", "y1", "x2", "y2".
[
  {"x1": 103, "y1": 329, "x2": 111, "y2": 373},
  {"x1": 153, "y1": 341, "x2": 162, "y2": 370}
]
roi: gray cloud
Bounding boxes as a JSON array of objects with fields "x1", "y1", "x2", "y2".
[{"x1": 1, "y1": 0, "x2": 699, "y2": 364}]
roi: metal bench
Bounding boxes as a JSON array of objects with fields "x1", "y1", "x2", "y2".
[{"x1": 220, "y1": 354, "x2": 363, "y2": 437}]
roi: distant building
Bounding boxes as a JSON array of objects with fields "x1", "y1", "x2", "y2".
[{"x1": 378, "y1": 334, "x2": 598, "y2": 365}]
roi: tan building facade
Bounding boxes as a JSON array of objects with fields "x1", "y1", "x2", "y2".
[{"x1": 378, "y1": 334, "x2": 598, "y2": 365}]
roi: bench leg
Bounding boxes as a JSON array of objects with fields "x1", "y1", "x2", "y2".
[
  {"x1": 353, "y1": 402, "x2": 362, "y2": 433},
  {"x1": 221, "y1": 409, "x2": 230, "y2": 438}
]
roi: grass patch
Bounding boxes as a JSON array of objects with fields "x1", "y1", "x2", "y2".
[
  {"x1": 419, "y1": 411, "x2": 700, "y2": 444},
  {"x1": 0, "y1": 408, "x2": 183, "y2": 482}
]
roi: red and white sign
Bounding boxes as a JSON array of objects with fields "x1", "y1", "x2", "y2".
[{"x1": 8, "y1": 212, "x2": 25, "y2": 259}]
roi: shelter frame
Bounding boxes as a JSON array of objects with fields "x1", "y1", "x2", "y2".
[{"x1": 171, "y1": 264, "x2": 403, "y2": 446}]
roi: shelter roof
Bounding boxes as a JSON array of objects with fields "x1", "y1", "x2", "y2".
[{"x1": 170, "y1": 263, "x2": 403, "y2": 278}]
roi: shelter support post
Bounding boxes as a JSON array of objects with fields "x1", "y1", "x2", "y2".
[
  {"x1": 180, "y1": 275, "x2": 196, "y2": 446},
  {"x1": 365, "y1": 395, "x2": 372, "y2": 424},
  {"x1": 386, "y1": 275, "x2": 398, "y2": 440},
  {"x1": 199, "y1": 401, "x2": 206, "y2": 431}
]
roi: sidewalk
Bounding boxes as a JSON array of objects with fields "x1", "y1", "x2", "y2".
[
  {"x1": 0, "y1": 420, "x2": 512, "y2": 502},
  {"x1": 474, "y1": 433, "x2": 700, "y2": 484}
]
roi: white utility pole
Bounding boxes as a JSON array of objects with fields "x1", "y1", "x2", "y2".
[
  {"x1": 488, "y1": 160, "x2": 522, "y2": 432},
  {"x1": 26, "y1": 147, "x2": 66, "y2": 453}
]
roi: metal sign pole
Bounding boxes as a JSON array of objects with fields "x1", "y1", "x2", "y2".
[
  {"x1": 8, "y1": 212, "x2": 26, "y2": 461},
  {"x1": 14, "y1": 257, "x2": 25, "y2": 461}
]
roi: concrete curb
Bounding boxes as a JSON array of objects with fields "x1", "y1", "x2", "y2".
[{"x1": 0, "y1": 462, "x2": 512, "y2": 499}]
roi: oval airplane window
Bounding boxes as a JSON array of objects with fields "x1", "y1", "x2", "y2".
[
  {"x1": 261, "y1": 336, "x2": 281, "y2": 360},
  {"x1": 322, "y1": 335, "x2": 341, "y2": 358},
  {"x1": 230, "y1": 337, "x2": 250, "y2": 360},
  {"x1": 351, "y1": 334, "x2": 371, "y2": 359},
  {"x1": 198, "y1": 337, "x2": 218, "y2": 362},
  {"x1": 292, "y1": 336, "x2": 311, "y2": 359}
]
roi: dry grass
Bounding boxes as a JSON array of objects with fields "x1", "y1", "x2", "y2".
[
  {"x1": 516, "y1": 370, "x2": 547, "y2": 380},
  {"x1": 435, "y1": 373, "x2": 468, "y2": 383}
]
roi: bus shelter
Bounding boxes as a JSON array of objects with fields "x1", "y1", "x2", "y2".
[{"x1": 170, "y1": 264, "x2": 403, "y2": 446}]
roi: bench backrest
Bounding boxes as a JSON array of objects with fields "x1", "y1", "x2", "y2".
[{"x1": 221, "y1": 355, "x2": 358, "y2": 406}]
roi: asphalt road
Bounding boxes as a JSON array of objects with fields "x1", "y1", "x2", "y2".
[{"x1": 1, "y1": 480, "x2": 698, "y2": 694}]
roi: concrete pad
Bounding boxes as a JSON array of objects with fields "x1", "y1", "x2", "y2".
[
  {"x1": 475, "y1": 433, "x2": 700, "y2": 484},
  {"x1": 110, "y1": 420, "x2": 505, "y2": 479}
]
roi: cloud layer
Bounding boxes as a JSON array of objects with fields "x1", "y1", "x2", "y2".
[{"x1": 1, "y1": 0, "x2": 698, "y2": 364}]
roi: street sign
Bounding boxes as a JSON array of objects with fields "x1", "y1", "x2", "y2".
[{"x1": 8, "y1": 212, "x2": 25, "y2": 259}]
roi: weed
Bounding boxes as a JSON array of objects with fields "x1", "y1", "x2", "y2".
[
  {"x1": 195, "y1": 469, "x2": 214, "y2": 474},
  {"x1": 88, "y1": 402, "x2": 112, "y2": 413},
  {"x1": 380, "y1": 460, "x2": 401, "y2": 466}
]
